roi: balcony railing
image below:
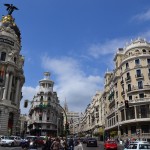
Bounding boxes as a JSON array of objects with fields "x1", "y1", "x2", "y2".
[
  {"x1": 120, "y1": 80, "x2": 124, "y2": 85},
  {"x1": 126, "y1": 85, "x2": 150, "y2": 93},
  {"x1": 135, "y1": 73, "x2": 144, "y2": 79},
  {"x1": 125, "y1": 76, "x2": 131, "y2": 82}
]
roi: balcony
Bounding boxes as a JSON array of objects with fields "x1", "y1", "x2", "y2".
[
  {"x1": 121, "y1": 91, "x2": 125, "y2": 96},
  {"x1": 125, "y1": 76, "x2": 131, "y2": 82},
  {"x1": 120, "y1": 80, "x2": 124, "y2": 85},
  {"x1": 126, "y1": 85, "x2": 150, "y2": 94},
  {"x1": 135, "y1": 73, "x2": 144, "y2": 80}
]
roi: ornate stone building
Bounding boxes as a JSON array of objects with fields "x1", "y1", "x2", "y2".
[
  {"x1": 28, "y1": 72, "x2": 63, "y2": 136},
  {"x1": 0, "y1": 10, "x2": 25, "y2": 135},
  {"x1": 104, "y1": 38, "x2": 150, "y2": 140}
]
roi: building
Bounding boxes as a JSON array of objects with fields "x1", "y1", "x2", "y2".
[
  {"x1": 104, "y1": 38, "x2": 150, "y2": 140},
  {"x1": 28, "y1": 72, "x2": 64, "y2": 136},
  {"x1": 0, "y1": 6, "x2": 25, "y2": 135},
  {"x1": 79, "y1": 91, "x2": 103, "y2": 137},
  {"x1": 63, "y1": 100, "x2": 80, "y2": 135}
]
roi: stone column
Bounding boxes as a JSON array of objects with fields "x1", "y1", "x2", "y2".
[
  {"x1": 2, "y1": 72, "x2": 9, "y2": 100},
  {"x1": 7, "y1": 73, "x2": 13, "y2": 100},
  {"x1": 15, "y1": 78, "x2": 20, "y2": 104},
  {"x1": 124, "y1": 109, "x2": 126, "y2": 120},
  {"x1": 134, "y1": 106, "x2": 137, "y2": 119}
]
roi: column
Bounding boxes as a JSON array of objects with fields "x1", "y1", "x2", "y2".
[
  {"x1": 124, "y1": 108, "x2": 126, "y2": 120},
  {"x1": 2, "y1": 72, "x2": 9, "y2": 100},
  {"x1": 134, "y1": 106, "x2": 137, "y2": 119},
  {"x1": 7, "y1": 73, "x2": 13, "y2": 100},
  {"x1": 15, "y1": 78, "x2": 20, "y2": 104}
]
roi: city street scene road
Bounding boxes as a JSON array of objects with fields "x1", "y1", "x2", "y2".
[{"x1": 0, "y1": 1, "x2": 150, "y2": 150}]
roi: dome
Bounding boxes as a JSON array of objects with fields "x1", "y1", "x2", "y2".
[{"x1": 0, "y1": 15, "x2": 21, "y2": 42}]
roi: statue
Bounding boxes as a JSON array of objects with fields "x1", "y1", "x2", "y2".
[{"x1": 4, "y1": 4, "x2": 19, "y2": 15}]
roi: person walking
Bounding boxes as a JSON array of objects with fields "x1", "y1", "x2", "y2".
[
  {"x1": 50, "y1": 137, "x2": 61, "y2": 150},
  {"x1": 74, "y1": 140, "x2": 83, "y2": 150}
]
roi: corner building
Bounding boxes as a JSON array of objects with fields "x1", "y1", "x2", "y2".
[
  {"x1": 0, "y1": 14, "x2": 25, "y2": 135},
  {"x1": 104, "y1": 38, "x2": 150, "y2": 140},
  {"x1": 28, "y1": 72, "x2": 63, "y2": 136}
]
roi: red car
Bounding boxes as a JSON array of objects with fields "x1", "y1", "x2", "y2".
[
  {"x1": 34, "y1": 137, "x2": 45, "y2": 147},
  {"x1": 104, "y1": 140, "x2": 117, "y2": 150}
]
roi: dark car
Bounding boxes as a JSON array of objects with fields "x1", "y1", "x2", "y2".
[
  {"x1": 34, "y1": 137, "x2": 45, "y2": 147},
  {"x1": 82, "y1": 137, "x2": 88, "y2": 144},
  {"x1": 104, "y1": 140, "x2": 117, "y2": 150},
  {"x1": 86, "y1": 138, "x2": 97, "y2": 147}
]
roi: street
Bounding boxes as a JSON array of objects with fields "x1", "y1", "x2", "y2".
[{"x1": 0, "y1": 141, "x2": 124, "y2": 150}]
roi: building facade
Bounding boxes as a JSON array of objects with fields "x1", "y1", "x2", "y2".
[
  {"x1": 104, "y1": 38, "x2": 150, "y2": 140},
  {"x1": 0, "y1": 10, "x2": 25, "y2": 135},
  {"x1": 28, "y1": 72, "x2": 63, "y2": 136}
]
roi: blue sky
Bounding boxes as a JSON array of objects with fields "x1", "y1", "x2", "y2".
[{"x1": 1, "y1": 0, "x2": 150, "y2": 114}]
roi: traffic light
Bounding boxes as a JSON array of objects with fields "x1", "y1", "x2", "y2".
[
  {"x1": 125, "y1": 100, "x2": 129, "y2": 108},
  {"x1": 24, "y1": 100, "x2": 28, "y2": 108}
]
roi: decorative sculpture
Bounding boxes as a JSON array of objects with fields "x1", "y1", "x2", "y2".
[{"x1": 4, "y1": 4, "x2": 18, "y2": 15}]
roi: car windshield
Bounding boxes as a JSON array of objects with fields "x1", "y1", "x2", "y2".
[
  {"x1": 127, "y1": 144, "x2": 137, "y2": 149},
  {"x1": 107, "y1": 141, "x2": 116, "y2": 144},
  {"x1": 139, "y1": 144, "x2": 150, "y2": 149},
  {"x1": 9, "y1": 137, "x2": 16, "y2": 140}
]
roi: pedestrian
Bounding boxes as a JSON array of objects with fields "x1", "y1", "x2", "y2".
[
  {"x1": 68, "y1": 137, "x2": 74, "y2": 150},
  {"x1": 74, "y1": 140, "x2": 83, "y2": 150},
  {"x1": 50, "y1": 137, "x2": 61, "y2": 150}
]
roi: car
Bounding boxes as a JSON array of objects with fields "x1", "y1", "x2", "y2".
[
  {"x1": 124, "y1": 141, "x2": 150, "y2": 150},
  {"x1": 1, "y1": 136, "x2": 22, "y2": 147},
  {"x1": 104, "y1": 140, "x2": 117, "y2": 150},
  {"x1": 34, "y1": 136, "x2": 45, "y2": 147},
  {"x1": 86, "y1": 138, "x2": 97, "y2": 147},
  {"x1": 0, "y1": 136, "x2": 9, "y2": 145}
]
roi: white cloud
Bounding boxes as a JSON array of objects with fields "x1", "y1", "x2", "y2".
[
  {"x1": 88, "y1": 39, "x2": 126, "y2": 58},
  {"x1": 41, "y1": 56, "x2": 103, "y2": 112},
  {"x1": 20, "y1": 86, "x2": 39, "y2": 114},
  {"x1": 133, "y1": 9, "x2": 150, "y2": 21}
]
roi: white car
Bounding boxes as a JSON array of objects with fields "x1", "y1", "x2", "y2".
[
  {"x1": 124, "y1": 141, "x2": 150, "y2": 150},
  {"x1": 1, "y1": 136, "x2": 22, "y2": 147}
]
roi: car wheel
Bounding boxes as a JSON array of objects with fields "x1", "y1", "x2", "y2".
[{"x1": 11, "y1": 142, "x2": 14, "y2": 147}]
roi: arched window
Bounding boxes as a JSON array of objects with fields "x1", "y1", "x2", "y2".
[
  {"x1": 14, "y1": 57, "x2": 17, "y2": 63},
  {"x1": 142, "y1": 49, "x2": 146, "y2": 54},
  {"x1": 1, "y1": 52, "x2": 6, "y2": 61}
]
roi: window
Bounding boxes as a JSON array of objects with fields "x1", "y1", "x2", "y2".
[
  {"x1": 129, "y1": 95, "x2": 132, "y2": 100},
  {"x1": 1, "y1": 52, "x2": 6, "y2": 61},
  {"x1": 139, "y1": 93, "x2": 144, "y2": 98},
  {"x1": 14, "y1": 57, "x2": 17, "y2": 63},
  {"x1": 126, "y1": 62, "x2": 129, "y2": 69},
  {"x1": 128, "y1": 84, "x2": 131, "y2": 91},
  {"x1": 142, "y1": 49, "x2": 146, "y2": 53},
  {"x1": 147, "y1": 59, "x2": 150, "y2": 64},
  {"x1": 135, "y1": 59, "x2": 140, "y2": 65},
  {"x1": 131, "y1": 126, "x2": 136, "y2": 134},
  {"x1": 39, "y1": 116, "x2": 42, "y2": 121},
  {"x1": 47, "y1": 117, "x2": 49, "y2": 121},
  {"x1": 141, "y1": 105, "x2": 148, "y2": 118},
  {"x1": 141, "y1": 125, "x2": 149, "y2": 133},
  {"x1": 136, "y1": 69, "x2": 141, "y2": 77},
  {"x1": 127, "y1": 72, "x2": 130, "y2": 79},
  {"x1": 138, "y1": 81, "x2": 143, "y2": 89}
]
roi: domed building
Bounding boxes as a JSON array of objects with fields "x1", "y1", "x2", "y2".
[
  {"x1": 0, "y1": 8, "x2": 25, "y2": 135},
  {"x1": 104, "y1": 38, "x2": 150, "y2": 141},
  {"x1": 27, "y1": 72, "x2": 64, "y2": 136}
]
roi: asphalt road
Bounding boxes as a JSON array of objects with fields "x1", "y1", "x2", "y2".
[{"x1": 0, "y1": 141, "x2": 124, "y2": 150}]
